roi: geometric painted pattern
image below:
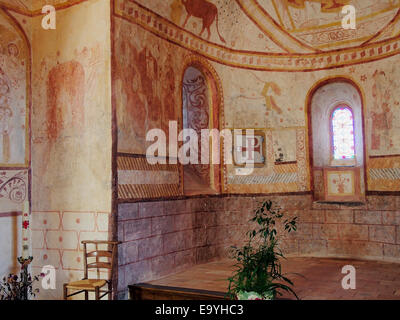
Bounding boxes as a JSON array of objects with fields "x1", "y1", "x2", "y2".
[
  {"x1": 369, "y1": 168, "x2": 400, "y2": 180},
  {"x1": 117, "y1": 155, "x2": 182, "y2": 200},
  {"x1": 118, "y1": 184, "x2": 181, "y2": 199},
  {"x1": 117, "y1": 156, "x2": 178, "y2": 172},
  {"x1": 228, "y1": 172, "x2": 298, "y2": 185},
  {"x1": 30, "y1": 211, "x2": 110, "y2": 299}
]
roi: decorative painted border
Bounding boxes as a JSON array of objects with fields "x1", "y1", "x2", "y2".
[
  {"x1": 0, "y1": 211, "x2": 21, "y2": 218},
  {"x1": 117, "y1": 154, "x2": 181, "y2": 200}
]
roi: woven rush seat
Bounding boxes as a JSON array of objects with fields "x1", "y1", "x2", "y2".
[{"x1": 65, "y1": 279, "x2": 108, "y2": 290}]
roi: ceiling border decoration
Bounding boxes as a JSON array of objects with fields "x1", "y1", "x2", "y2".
[{"x1": 115, "y1": 0, "x2": 400, "y2": 72}]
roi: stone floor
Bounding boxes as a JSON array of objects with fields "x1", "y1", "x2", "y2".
[{"x1": 149, "y1": 257, "x2": 400, "y2": 300}]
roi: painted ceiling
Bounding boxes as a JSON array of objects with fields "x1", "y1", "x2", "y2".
[
  {"x1": 132, "y1": 0, "x2": 400, "y2": 53},
  {"x1": 1, "y1": 0, "x2": 400, "y2": 71},
  {"x1": 114, "y1": 0, "x2": 400, "y2": 71},
  {"x1": 257, "y1": 0, "x2": 400, "y2": 51},
  {"x1": 1, "y1": 0, "x2": 400, "y2": 53},
  {"x1": 0, "y1": 0, "x2": 85, "y2": 14},
  {"x1": 0, "y1": 0, "x2": 29, "y2": 11}
]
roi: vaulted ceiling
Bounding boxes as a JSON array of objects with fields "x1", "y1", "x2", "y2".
[
  {"x1": 134, "y1": 0, "x2": 400, "y2": 53},
  {"x1": 1, "y1": 0, "x2": 399, "y2": 53}
]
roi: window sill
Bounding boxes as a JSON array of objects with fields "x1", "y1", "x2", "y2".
[{"x1": 329, "y1": 160, "x2": 356, "y2": 167}]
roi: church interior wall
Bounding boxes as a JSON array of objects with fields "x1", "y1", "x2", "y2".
[
  {"x1": 112, "y1": 1, "x2": 400, "y2": 299},
  {"x1": 31, "y1": 0, "x2": 112, "y2": 299},
  {"x1": 1, "y1": 0, "x2": 400, "y2": 300},
  {"x1": 0, "y1": 0, "x2": 114, "y2": 299}
]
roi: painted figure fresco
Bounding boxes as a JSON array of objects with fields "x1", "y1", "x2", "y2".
[
  {"x1": 181, "y1": 0, "x2": 226, "y2": 43},
  {"x1": 46, "y1": 61, "x2": 85, "y2": 142},
  {"x1": 114, "y1": 20, "x2": 185, "y2": 154},
  {"x1": 370, "y1": 70, "x2": 400, "y2": 155},
  {"x1": 261, "y1": 82, "x2": 283, "y2": 115},
  {"x1": 0, "y1": 71, "x2": 12, "y2": 163}
]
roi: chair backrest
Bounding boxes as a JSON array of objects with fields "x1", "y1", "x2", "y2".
[{"x1": 81, "y1": 240, "x2": 121, "y2": 280}]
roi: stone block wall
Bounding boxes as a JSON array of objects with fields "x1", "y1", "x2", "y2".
[
  {"x1": 116, "y1": 197, "x2": 256, "y2": 298},
  {"x1": 117, "y1": 194, "x2": 400, "y2": 298},
  {"x1": 280, "y1": 196, "x2": 400, "y2": 261}
]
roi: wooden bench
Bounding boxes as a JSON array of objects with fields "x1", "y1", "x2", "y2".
[{"x1": 129, "y1": 283, "x2": 228, "y2": 300}]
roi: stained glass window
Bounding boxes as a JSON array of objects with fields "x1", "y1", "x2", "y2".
[{"x1": 331, "y1": 106, "x2": 355, "y2": 160}]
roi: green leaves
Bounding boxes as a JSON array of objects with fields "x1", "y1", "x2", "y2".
[
  {"x1": 227, "y1": 200, "x2": 299, "y2": 300},
  {"x1": 0, "y1": 257, "x2": 42, "y2": 300}
]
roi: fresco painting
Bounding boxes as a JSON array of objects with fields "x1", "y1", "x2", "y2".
[
  {"x1": 181, "y1": 0, "x2": 226, "y2": 43},
  {"x1": 1, "y1": 0, "x2": 400, "y2": 302},
  {"x1": 114, "y1": 19, "x2": 183, "y2": 155},
  {"x1": 259, "y1": 0, "x2": 400, "y2": 49},
  {"x1": 0, "y1": 16, "x2": 28, "y2": 166},
  {"x1": 369, "y1": 69, "x2": 400, "y2": 156},
  {"x1": 324, "y1": 168, "x2": 361, "y2": 201}
]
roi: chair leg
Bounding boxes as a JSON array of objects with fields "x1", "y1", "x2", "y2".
[
  {"x1": 95, "y1": 286, "x2": 100, "y2": 300},
  {"x1": 108, "y1": 282, "x2": 112, "y2": 300},
  {"x1": 63, "y1": 284, "x2": 68, "y2": 300},
  {"x1": 85, "y1": 290, "x2": 88, "y2": 300}
]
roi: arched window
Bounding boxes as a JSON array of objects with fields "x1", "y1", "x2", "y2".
[
  {"x1": 331, "y1": 105, "x2": 355, "y2": 161},
  {"x1": 309, "y1": 80, "x2": 365, "y2": 202}
]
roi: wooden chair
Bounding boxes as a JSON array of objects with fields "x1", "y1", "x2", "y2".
[{"x1": 63, "y1": 240, "x2": 121, "y2": 300}]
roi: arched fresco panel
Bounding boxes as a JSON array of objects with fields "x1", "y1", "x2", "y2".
[{"x1": 0, "y1": 10, "x2": 28, "y2": 166}]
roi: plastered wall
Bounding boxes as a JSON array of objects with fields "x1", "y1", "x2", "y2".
[
  {"x1": 0, "y1": 0, "x2": 115, "y2": 300},
  {"x1": 0, "y1": 7, "x2": 30, "y2": 280},
  {"x1": 30, "y1": 0, "x2": 112, "y2": 299},
  {"x1": 2, "y1": 0, "x2": 400, "y2": 300}
]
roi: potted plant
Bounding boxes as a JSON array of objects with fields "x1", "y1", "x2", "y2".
[
  {"x1": 227, "y1": 200, "x2": 299, "y2": 300},
  {"x1": 0, "y1": 257, "x2": 43, "y2": 300}
]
